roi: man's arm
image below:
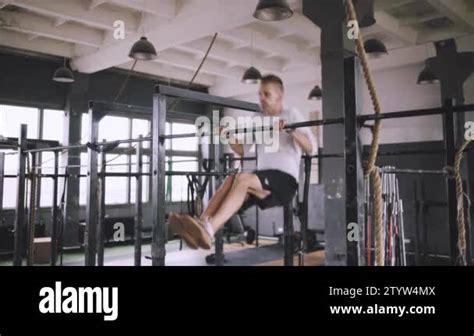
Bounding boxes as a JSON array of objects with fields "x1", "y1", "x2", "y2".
[
  {"x1": 224, "y1": 128, "x2": 245, "y2": 157},
  {"x1": 288, "y1": 129, "x2": 313, "y2": 155},
  {"x1": 229, "y1": 142, "x2": 244, "y2": 157}
]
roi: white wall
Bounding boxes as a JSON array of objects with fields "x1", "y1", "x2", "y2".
[
  {"x1": 359, "y1": 62, "x2": 443, "y2": 145},
  {"x1": 218, "y1": 34, "x2": 474, "y2": 148},
  {"x1": 226, "y1": 56, "x2": 474, "y2": 147}
]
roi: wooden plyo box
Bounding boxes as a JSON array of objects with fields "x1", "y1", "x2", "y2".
[{"x1": 33, "y1": 237, "x2": 51, "y2": 264}]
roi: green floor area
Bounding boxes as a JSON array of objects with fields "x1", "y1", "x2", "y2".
[{"x1": 0, "y1": 239, "x2": 187, "y2": 266}]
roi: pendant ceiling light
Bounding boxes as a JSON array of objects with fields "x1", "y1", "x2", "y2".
[
  {"x1": 417, "y1": 64, "x2": 440, "y2": 85},
  {"x1": 242, "y1": 66, "x2": 262, "y2": 84},
  {"x1": 53, "y1": 58, "x2": 75, "y2": 83},
  {"x1": 253, "y1": 0, "x2": 293, "y2": 22},
  {"x1": 308, "y1": 85, "x2": 322, "y2": 101},
  {"x1": 364, "y1": 38, "x2": 388, "y2": 59}
]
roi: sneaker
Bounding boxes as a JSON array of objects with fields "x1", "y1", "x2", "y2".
[
  {"x1": 180, "y1": 215, "x2": 213, "y2": 250},
  {"x1": 169, "y1": 213, "x2": 199, "y2": 250}
]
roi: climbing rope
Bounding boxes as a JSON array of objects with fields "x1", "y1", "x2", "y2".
[
  {"x1": 454, "y1": 139, "x2": 473, "y2": 265},
  {"x1": 345, "y1": 0, "x2": 384, "y2": 266}
]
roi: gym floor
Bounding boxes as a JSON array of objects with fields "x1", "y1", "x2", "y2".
[{"x1": 0, "y1": 239, "x2": 325, "y2": 267}]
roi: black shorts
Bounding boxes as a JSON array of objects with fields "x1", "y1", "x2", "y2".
[{"x1": 241, "y1": 170, "x2": 298, "y2": 211}]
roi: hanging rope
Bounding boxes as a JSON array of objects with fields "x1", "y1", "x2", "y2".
[
  {"x1": 345, "y1": 0, "x2": 384, "y2": 266},
  {"x1": 454, "y1": 139, "x2": 473, "y2": 265}
]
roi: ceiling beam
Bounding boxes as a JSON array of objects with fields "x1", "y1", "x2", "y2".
[
  {"x1": 54, "y1": 18, "x2": 68, "y2": 27},
  {"x1": 425, "y1": 0, "x2": 474, "y2": 32},
  {"x1": 71, "y1": 0, "x2": 265, "y2": 73},
  {"x1": 0, "y1": 10, "x2": 104, "y2": 47},
  {"x1": 0, "y1": 1, "x2": 13, "y2": 9},
  {"x1": 219, "y1": 24, "x2": 317, "y2": 67},
  {"x1": 374, "y1": 0, "x2": 415, "y2": 12},
  {"x1": 176, "y1": 37, "x2": 285, "y2": 73},
  {"x1": 153, "y1": 49, "x2": 245, "y2": 80},
  {"x1": 0, "y1": 29, "x2": 75, "y2": 57},
  {"x1": 88, "y1": 0, "x2": 107, "y2": 11},
  {"x1": 10, "y1": 0, "x2": 140, "y2": 33},
  {"x1": 399, "y1": 12, "x2": 445, "y2": 27},
  {"x1": 106, "y1": 0, "x2": 176, "y2": 19},
  {"x1": 210, "y1": 63, "x2": 320, "y2": 98},
  {"x1": 116, "y1": 60, "x2": 216, "y2": 87},
  {"x1": 371, "y1": 11, "x2": 419, "y2": 46}
]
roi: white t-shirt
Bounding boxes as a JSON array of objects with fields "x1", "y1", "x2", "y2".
[{"x1": 244, "y1": 107, "x2": 317, "y2": 182}]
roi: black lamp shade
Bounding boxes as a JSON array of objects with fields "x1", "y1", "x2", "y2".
[
  {"x1": 355, "y1": 0, "x2": 376, "y2": 28},
  {"x1": 417, "y1": 66, "x2": 439, "y2": 85},
  {"x1": 253, "y1": 0, "x2": 293, "y2": 21},
  {"x1": 129, "y1": 36, "x2": 157, "y2": 61},
  {"x1": 364, "y1": 39, "x2": 388, "y2": 58},
  {"x1": 308, "y1": 85, "x2": 322, "y2": 101},
  {"x1": 53, "y1": 67, "x2": 74, "y2": 83},
  {"x1": 242, "y1": 66, "x2": 262, "y2": 84}
]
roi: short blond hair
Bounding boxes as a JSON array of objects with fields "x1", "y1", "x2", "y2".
[{"x1": 261, "y1": 74, "x2": 284, "y2": 92}]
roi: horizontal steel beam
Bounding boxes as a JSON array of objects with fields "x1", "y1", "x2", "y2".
[
  {"x1": 155, "y1": 85, "x2": 260, "y2": 112},
  {"x1": 89, "y1": 101, "x2": 152, "y2": 117},
  {"x1": 359, "y1": 104, "x2": 474, "y2": 122}
]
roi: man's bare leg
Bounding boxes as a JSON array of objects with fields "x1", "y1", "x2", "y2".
[
  {"x1": 199, "y1": 175, "x2": 235, "y2": 221},
  {"x1": 208, "y1": 172, "x2": 270, "y2": 233}
]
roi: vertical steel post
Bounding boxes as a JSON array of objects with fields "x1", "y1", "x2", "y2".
[
  {"x1": 444, "y1": 98, "x2": 458, "y2": 265},
  {"x1": 344, "y1": 56, "x2": 364, "y2": 266},
  {"x1": 14, "y1": 124, "x2": 27, "y2": 266},
  {"x1": 152, "y1": 91, "x2": 167, "y2": 266},
  {"x1": 85, "y1": 108, "x2": 100, "y2": 266},
  {"x1": 283, "y1": 201, "x2": 294, "y2": 266},
  {"x1": 50, "y1": 151, "x2": 59, "y2": 266},
  {"x1": 0, "y1": 152, "x2": 4, "y2": 225},
  {"x1": 97, "y1": 146, "x2": 106, "y2": 266},
  {"x1": 135, "y1": 136, "x2": 143, "y2": 266}
]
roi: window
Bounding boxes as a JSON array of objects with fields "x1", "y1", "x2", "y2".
[
  {"x1": 170, "y1": 123, "x2": 198, "y2": 151},
  {"x1": 130, "y1": 155, "x2": 150, "y2": 203},
  {"x1": 0, "y1": 150, "x2": 19, "y2": 209},
  {"x1": 79, "y1": 151, "x2": 129, "y2": 205},
  {"x1": 132, "y1": 118, "x2": 150, "y2": 148},
  {"x1": 166, "y1": 157, "x2": 199, "y2": 202},
  {"x1": 79, "y1": 153, "x2": 88, "y2": 206},
  {"x1": 0, "y1": 105, "x2": 41, "y2": 209},
  {"x1": 79, "y1": 116, "x2": 148, "y2": 206},
  {"x1": 99, "y1": 116, "x2": 129, "y2": 146},
  {"x1": 39, "y1": 152, "x2": 61, "y2": 207},
  {"x1": 40, "y1": 109, "x2": 65, "y2": 207},
  {"x1": 164, "y1": 121, "x2": 200, "y2": 202},
  {"x1": 42, "y1": 109, "x2": 64, "y2": 142},
  {"x1": 104, "y1": 154, "x2": 128, "y2": 204},
  {"x1": 0, "y1": 105, "x2": 39, "y2": 139}
]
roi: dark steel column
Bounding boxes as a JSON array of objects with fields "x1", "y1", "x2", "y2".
[
  {"x1": 299, "y1": 156, "x2": 312, "y2": 266},
  {"x1": 14, "y1": 124, "x2": 27, "y2": 266},
  {"x1": 0, "y1": 152, "x2": 4, "y2": 223},
  {"x1": 152, "y1": 92, "x2": 167, "y2": 266},
  {"x1": 134, "y1": 136, "x2": 143, "y2": 266},
  {"x1": 85, "y1": 108, "x2": 100, "y2": 266},
  {"x1": 97, "y1": 147, "x2": 106, "y2": 266},
  {"x1": 283, "y1": 202, "x2": 294, "y2": 266},
  {"x1": 50, "y1": 151, "x2": 59, "y2": 266},
  {"x1": 303, "y1": 0, "x2": 358, "y2": 265},
  {"x1": 212, "y1": 108, "x2": 224, "y2": 266},
  {"x1": 344, "y1": 56, "x2": 364, "y2": 266},
  {"x1": 443, "y1": 98, "x2": 458, "y2": 265}
]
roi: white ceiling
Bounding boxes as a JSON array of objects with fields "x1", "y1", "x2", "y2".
[{"x1": 1, "y1": 0, "x2": 473, "y2": 98}]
